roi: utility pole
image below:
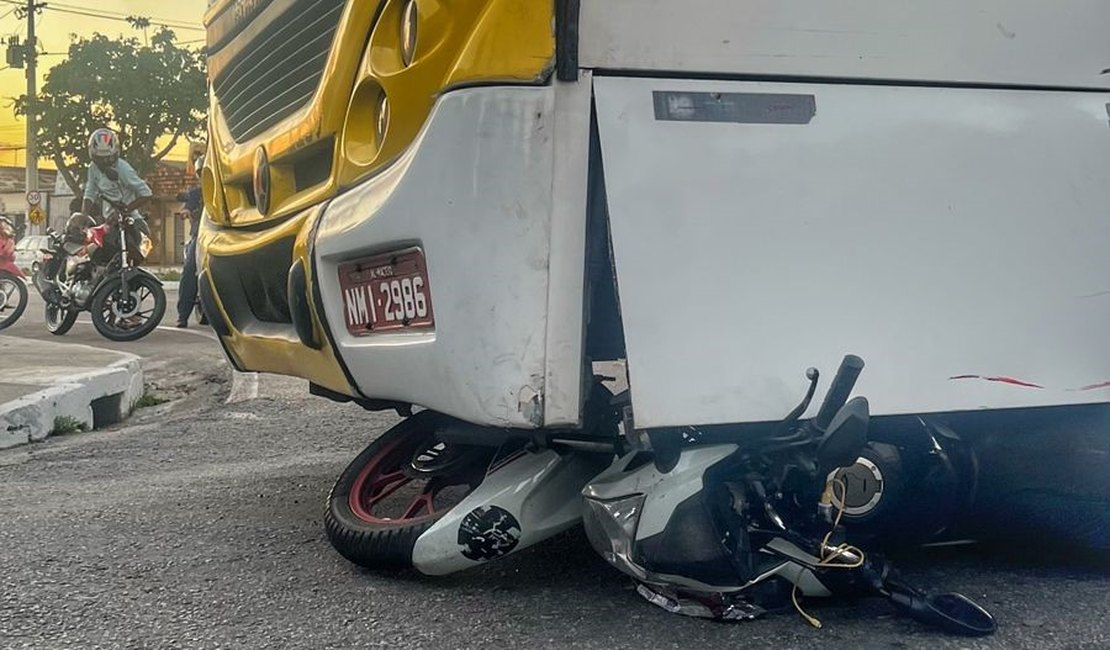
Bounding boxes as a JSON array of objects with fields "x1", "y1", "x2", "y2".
[{"x1": 21, "y1": 1, "x2": 45, "y2": 233}]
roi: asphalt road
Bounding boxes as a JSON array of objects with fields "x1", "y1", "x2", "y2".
[
  {"x1": 0, "y1": 297, "x2": 1107, "y2": 649},
  {"x1": 4, "y1": 288, "x2": 227, "y2": 409},
  {"x1": 5, "y1": 286, "x2": 218, "y2": 360}
]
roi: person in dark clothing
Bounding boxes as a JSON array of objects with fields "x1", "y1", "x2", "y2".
[{"x1": 175, "y1": 156, "x2": 204, "y2": 328}]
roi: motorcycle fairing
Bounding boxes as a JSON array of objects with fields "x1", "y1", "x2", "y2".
[
  {"x1": 582, "y1": 447, "x2": 834, "y2": 597},
  {"x1": 410, "y1": 448, "x2": 611, "y2": 576},
  {"x1": 0, "y1": 224, "x2": 23, "y2": 279}
]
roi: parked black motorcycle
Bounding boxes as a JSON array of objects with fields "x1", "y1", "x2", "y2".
[{"x1": 34, "y1": 201, "x2": 166, "y2": 342}]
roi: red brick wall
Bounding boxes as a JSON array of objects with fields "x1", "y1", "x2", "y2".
[
  {"x1": 145, "y1": 164, "x2": 198, "y2": 199},
  {"x1": 141, "y1": 163, "x2": 195, "y2": 266}
]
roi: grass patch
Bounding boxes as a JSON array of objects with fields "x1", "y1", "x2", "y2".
[
  {"x1": 51, "y1": 416, "x2": 88, "y2": 436},
  {"x1": 134, "y1": 390, "x2": 171, "y2": 409},
  {"x1": 154, "y1": 269, "x2": 182, "y2": 282}
]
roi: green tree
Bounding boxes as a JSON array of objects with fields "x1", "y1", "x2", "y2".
[{"x1": 15, "y1": 26, "x2": 206, "y2": 196}]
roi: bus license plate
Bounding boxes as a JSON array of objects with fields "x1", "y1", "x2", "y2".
[{"x1": 338, "y1": 248, "x2": 434, "y2": 336}]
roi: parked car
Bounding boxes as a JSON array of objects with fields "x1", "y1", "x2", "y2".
[{"x1": 13, "y1": 234, "x2": 49, "y2": 274}]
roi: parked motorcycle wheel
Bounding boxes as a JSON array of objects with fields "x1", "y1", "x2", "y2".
[
  {"x1": 0, "y1": 271, "x2": 27, "y2": 330},
  {"x1": 325, "y1": 411, "x2": 495, "y2": 569},
  {"x1": 90, "y1": 275, "x2": 166, "y2": 342},
  {"x1": 44, "y1": 301, "x2": 78, "y2": 336}
]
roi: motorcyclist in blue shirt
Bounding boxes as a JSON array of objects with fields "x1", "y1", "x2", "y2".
[{"x1": 83, "y1": 128, "x2": 153, "y2": 224}]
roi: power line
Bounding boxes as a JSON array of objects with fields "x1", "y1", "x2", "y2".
[
  {"x1": 44, "y1": 6, "x2": 204, "y2": 32},
  {"x1": 0, "y1": 0, "x2": 204, "y2": 32},
  {"x1": 49, "y1": 1, "x2": 201, "y2": 29}
]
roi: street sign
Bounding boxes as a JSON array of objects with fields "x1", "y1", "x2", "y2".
[
  {"x1": 28, "y1": 206, "x2": 46, "y2": 225},
  {"x1": 26, "y1": 191, "x2": 42, "y2": 206}
]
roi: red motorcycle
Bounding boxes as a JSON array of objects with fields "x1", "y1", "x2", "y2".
[
  {"x1": 0, "y1": 216, "x2": 28, "y2": 330},
  {"x1": 34, "y1": 204, "x2": 165, "y2": 342}
]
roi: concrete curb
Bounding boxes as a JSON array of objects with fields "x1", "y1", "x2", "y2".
[{"x1": 0, "y1": 352, "x2": 144, "y2": 450}]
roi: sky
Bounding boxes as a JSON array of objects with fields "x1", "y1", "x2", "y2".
[{"x1": 0, "y1": 0, "x2": 208, "y2": 168}]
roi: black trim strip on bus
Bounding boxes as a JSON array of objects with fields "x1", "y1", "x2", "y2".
[
  {"x1": 205, "y1": 211, "x2": 302, "y2": 233},
  {"x1": 306, "y1": 210, "x2": 414, "y2": 414},
  {"x1": 197, "y1": 269, "x2": 248, "y2": 373},
  {"x1": 638, "y1": 401, "x2": 1110, "y2": 450},
  {"x1": 198, "y1": 269, "x2": 233, "y2": 339},
  {"x1": 288, "y1": 258, "x2": 323, "y2": 350},
  {"x1": 555, "y1": 0, "x2": 581, "y2": 82},
  {"x1": 590, "y1": 67, "x2": 1110, "y2": 94},
  {"x1": 306, "y1": 200, "x2": 363, "y2": 397}
]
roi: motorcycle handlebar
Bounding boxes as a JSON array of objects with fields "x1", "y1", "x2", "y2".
[{"x1": 813, "y1": 354, "x2": 865, "y2": 432}]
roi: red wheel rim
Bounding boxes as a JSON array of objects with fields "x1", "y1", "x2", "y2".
[{"x1": 348, "y1": 434, "x2": 483, "y2": 525}]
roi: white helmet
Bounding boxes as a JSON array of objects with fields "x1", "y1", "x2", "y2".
[{"x1": 88, "y1": 128, "x2": 120, "y2": 166}]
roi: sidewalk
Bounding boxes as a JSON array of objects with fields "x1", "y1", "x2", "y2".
[
  {"x1": 0, "y1": 335, "x2": 144, "y2": 449},
  {"x1": 148, "y1": 266, "x2": 184, "y2": 291}
]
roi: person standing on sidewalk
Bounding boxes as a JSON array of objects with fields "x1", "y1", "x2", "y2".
[{"x1": 176, "y1": 156, "x2": 204, "y2": 328}]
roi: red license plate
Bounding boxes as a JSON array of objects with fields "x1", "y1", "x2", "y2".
[{"x1": 338, "y1": 248, "x2": 434, "y2": 336}]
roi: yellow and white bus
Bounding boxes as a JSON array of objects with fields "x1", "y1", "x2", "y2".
[
  {"x1": 199, "y1": 1, "x2": 1110, "y2": 576},
  {"x1": 201, "y1": 0, "x2": 1110, "y2": 429}
]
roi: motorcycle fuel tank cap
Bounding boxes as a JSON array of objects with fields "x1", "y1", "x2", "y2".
[{"x1": 827, "y1": 457, "x2": 885, "y2": 517}]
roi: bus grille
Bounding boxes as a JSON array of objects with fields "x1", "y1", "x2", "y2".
[{"x1": 211, "y1": 0, "x2": 346, "y2": 142}]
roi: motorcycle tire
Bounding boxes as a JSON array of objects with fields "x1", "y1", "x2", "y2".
[
  {"x1": 0, "y1": 271, "x2": 28, "y2": 330},
  {"x1": 90, "y1": 274, "x2": 166, "y2": 342},
  {"x1": 44, "y1": 301, "x2": 78, "y2": 336},
  {"x1": 325, "y1": 411, "x2": 492, "y2": 569}
]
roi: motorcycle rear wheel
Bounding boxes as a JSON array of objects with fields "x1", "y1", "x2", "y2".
[
  {"x1": 44, "y1": 301, "x2": 78, "y2": 336},
  {"x1": 325, "y1": 411, "x2": 495, "y2": 569},
  {"x1": 90, "y1": 275, "x2": 166, "y2": 342},
  {"x1": 0, "y1": 271, "x2": 27, "y2": 330}
]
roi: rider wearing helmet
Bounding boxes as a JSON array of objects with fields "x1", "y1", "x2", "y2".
[{"x1": 82, "y1": 128, "x2": 153, "y2": 223}]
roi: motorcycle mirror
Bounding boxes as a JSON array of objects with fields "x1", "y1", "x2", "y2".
[
  {"x1": 817, "y1": 396, "x2": 869, "y2": 473},
  {"x1": 895, "y1": 591, "x2": 997, "y2": 636}
]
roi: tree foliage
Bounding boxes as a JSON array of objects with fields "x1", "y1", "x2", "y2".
[{"x1": 15, "y1": 27, "x2": 206, "y2": 195}]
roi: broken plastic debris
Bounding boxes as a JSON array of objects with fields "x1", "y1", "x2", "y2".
[{"x1": 636, "y1": 583, "x2": 767, "y2": 621}]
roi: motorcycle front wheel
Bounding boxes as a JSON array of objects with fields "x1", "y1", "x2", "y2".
[
  {"x1": 90, "y1": 274, "x2": 166, "y2": 342},
  {"x1": 0, "y1": 271, "x2": 27, "y2": 330},
  {"x1": 44, "y1": 300, "x2": 78, "y2": 335},
  {"x1": 325, "y1": 411, "x2": 497, "y2": 569}
]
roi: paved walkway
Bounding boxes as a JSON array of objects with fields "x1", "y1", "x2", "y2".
[{"x1": 0, "y1": 335, "x2": 143, "y2": 448}]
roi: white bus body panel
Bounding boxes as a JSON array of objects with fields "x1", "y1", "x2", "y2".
[
  {"x1": 315, "y1": 86, "x2": 589, "y2": 429},
  {"x1": 580, "y1": 0, "x2": 1110, "y2": 90},
  {"x1": 594, "y1": 76, "x2": 1110, "y2": 429}
]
